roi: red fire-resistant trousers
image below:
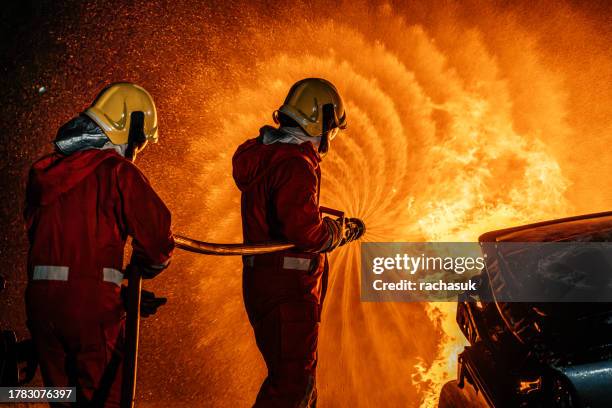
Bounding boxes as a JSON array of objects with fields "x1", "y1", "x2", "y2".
[
  {"x1": 28, "y1": 316, "x2": 124, "y2": 407},
  {"x1": 252, "y1": 301, "x2": 320, "y2": 408},
  {"x1": 244, "y1": 252, "x2": 327, "y2": 408}
]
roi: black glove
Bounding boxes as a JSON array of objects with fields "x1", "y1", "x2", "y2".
[
  {"x1": 321, "y1": 216, "x2": 366, "y2": 251},
  {"x1": 121, "y1": 286, "x2": 167, "y2": 318},
  {"x1": 322, "y1": 216, "x2": 344, "y2": 252},
  {"x1": 140, "y1": 264, "x2": 168, "y2": 279},
  {"x1": 340, "y1": 217, "x2": 366, "y2": 246},
  {"x1": 140, "y1": 289, "x2": 167, "y2": 317},
  {"x1": 129, "y1": 257, "x2": 170, "y2": 279}
]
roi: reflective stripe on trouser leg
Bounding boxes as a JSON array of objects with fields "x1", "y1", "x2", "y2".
[{"x1": 283, "y1": 257, "x2": 311, "y2": 271}]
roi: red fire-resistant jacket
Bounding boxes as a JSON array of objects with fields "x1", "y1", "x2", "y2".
[
  {"x1": 233, "y1": 131, "x2": 330, "y2": 250},
  {"x1": 24, "y1": 149, "x2": 174, "y2": 322},
  {"x1": 233, "y1": 128, "x2": 332, "y2": 320}
]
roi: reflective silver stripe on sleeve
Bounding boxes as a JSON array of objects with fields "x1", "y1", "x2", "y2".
[
  {"x1": 283, "y1": 257, "x2": 312, "y2": 271},
  {"x1": 103, "y1": 268, "x2": 124, "y2": 286},
  {"x1": 33, "y1": 265, "x2": 69, "y2": 281}
]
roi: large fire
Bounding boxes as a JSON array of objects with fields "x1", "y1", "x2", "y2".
[
  {"x1": 6, "y1": 1, "x2": 611, "y2": 407},
  {"x1": 180, "y1": 4, "x2": 573, "y2": 407}
]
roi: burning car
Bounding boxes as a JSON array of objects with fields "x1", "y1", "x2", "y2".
[{"x1": 441, "y1": 212, "x2": 612, "y2": 408}]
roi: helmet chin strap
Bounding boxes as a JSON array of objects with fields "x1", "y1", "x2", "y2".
[
  {"x1": 319, "y1": 103, "x2": 337, "y2": 155},
  {"x1": 125, "y1": 111, "x2": 147, "y2": 161}
]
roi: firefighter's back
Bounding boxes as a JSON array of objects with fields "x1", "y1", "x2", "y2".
[{"x1": 25, "y1": 149, "x2": 129, "y2": 324}]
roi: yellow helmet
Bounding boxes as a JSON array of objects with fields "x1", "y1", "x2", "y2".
[
  {"x1": 83, "y1": 82, "x2": 158, "y2": 145},
  {"x1": 276, "y1": 78, "x2": 347, "y2": 138}
]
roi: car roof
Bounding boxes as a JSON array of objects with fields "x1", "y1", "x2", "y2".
[{"x1": 479, "y1": 211, "x2": 612, "y2": 242}]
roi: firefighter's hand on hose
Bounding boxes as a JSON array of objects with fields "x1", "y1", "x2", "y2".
[
  {"x1": 121, "y1": 287, "x2": 167, "y2": 318},
  {"x1": 322, "y1": 216, "x2": 344, "y2": 252},
  {"x1": 341, "y1": 217, "x2": 366, "y2": 246},
  {"x1": 321, "y1": 216, "x2": 366, "y2": 252}
]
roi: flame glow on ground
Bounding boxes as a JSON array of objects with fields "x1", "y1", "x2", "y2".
[{"x1": 3, "y1": 1, "x2": 612, "y2": 407}]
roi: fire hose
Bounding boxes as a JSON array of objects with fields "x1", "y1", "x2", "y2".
[
  {"x1": 172, "y1": 206, "x2": 347, "y2": 256},
  {"x1": 173, "y1": 235, "x2": 295, "y2": 255}
]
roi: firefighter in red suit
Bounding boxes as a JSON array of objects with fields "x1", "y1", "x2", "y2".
[
  {"x1": 233, "y1": 78, "x2": 365, "y2": 407},
  {"x1": 24, "y1": 83, "x2": 173, "y2": 407}
]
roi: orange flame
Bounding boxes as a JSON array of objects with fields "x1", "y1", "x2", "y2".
[{"x1": 154, "y1": 1, "x2": 611, "y2": 406}]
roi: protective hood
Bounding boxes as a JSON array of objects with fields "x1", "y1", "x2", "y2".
[
  {"x1": 54, "y1": 115, "x2": 109, "y2": 155},
  {"x1": 262, "y1": 125, "x2": 322, "y2": 148},
  {"x1": 26, "y1": 149, "x2": 122, "y2": 207},
  {"x1": 232, "y1": 125, "x2": 321, "y2": 191}
]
